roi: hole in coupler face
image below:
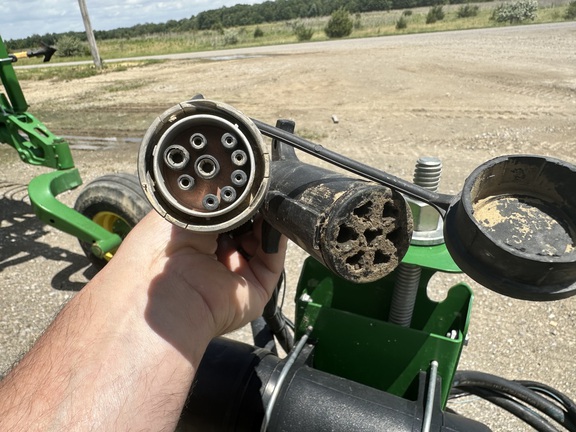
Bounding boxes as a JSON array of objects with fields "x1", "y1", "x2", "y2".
[
  {"x1": 353, "y1": 201, "x2": 373, "y2": 218},
  {"x1": 337, "y1": 224, "x2": 359, "y2": 243}
]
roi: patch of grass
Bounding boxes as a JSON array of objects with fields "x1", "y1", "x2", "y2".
[
  {"x1": 297, "y1": 128, "x2": 328, "y2": 142},
  {"x1": 103, "y1": 80, "x2": 149, "y2": 93},
  {"x1": 15, "y1": 60, "x2": 162, "y2": 82},
  {"x1": 15, "y1": 66, "x2": 100, "y2": 81}
]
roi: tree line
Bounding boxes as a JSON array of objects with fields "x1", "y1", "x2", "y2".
[{"x1": 5, "y1": 0, "x2": 486, "y2": 49}]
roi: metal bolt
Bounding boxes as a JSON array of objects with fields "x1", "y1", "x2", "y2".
[
  {"x1": 202, "y1": 194, "x2": 219, "y2": 211},
  {"x1": 221, "y1": 132, "x2": 237, "y2": 149},
  {"x1": 220, "y1": 186, "x2": 237, "y2": 203},
  {"x1": 389, "y1": 157, "x2": 442, "y2": 327},
  {"x1": 414, "y1": 157, "x2": 442, "y2": 193},
  {"x1": 408, "y1": 157, "x2": 444, "y2": 245},
  {"x1": 177, "y1": 174, "x2": 195, "y2": 190},
  {"x1": 232, "y1": 150, "x2": 248, "y2": 166},
  {"x1": 231, "y1": 170, "x2": 248, "y2": 187},
  {"x1": 190, "y1": 133, "x2": 207, "y2": 150}
]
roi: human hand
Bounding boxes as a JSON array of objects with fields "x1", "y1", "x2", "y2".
[{"x1": 104, "y1": 210, "x2": 287, "y2": 359}]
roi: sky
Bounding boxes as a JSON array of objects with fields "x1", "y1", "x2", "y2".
[{"x1": 0, "y1": 0, "x2": 267, "y2": 40}]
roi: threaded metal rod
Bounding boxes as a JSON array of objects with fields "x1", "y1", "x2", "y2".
[
  {"x1": 389, "y1": 157, "x2": 442, "y2": 327},
  {"x1": 388, "y1": 264, "x2": 422, "y2": 326},
  {"x1": 413, "y1": 157, "x2": 443, "y2": 192}
]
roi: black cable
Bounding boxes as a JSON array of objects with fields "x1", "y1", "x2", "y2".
[
  {"x1": 279, "y1": 269, "x2": 287, "y2": 310},
  {"x1": 453, "y1": 371, "x2": 575, "y2": 431},
  {"x1": 277, "y1": 268, "x2": 296, "y2": 330},
  {"x1": 459, "y1": 386, "x2": 562, "y2": 432},
  {"x1": 253, "y1": 119, "x2": 454, "y2": 213}
]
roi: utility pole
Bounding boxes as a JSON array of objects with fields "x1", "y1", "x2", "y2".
[{"x1": 78, "y1": 0, "x2": 103, "y2": 70}]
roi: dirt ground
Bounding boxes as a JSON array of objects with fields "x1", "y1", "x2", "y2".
[{"x1": 1, "y1": 22, "x2": 576, "y2": 430}]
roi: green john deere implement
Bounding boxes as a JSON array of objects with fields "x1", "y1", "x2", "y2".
[{"x1": 0, "y1": 36, "x2": 147, "y2": 266}]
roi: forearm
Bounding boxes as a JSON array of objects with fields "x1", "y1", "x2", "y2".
[
  {"x1": 0, "y1": 211, "x2": 286, "y2": 431},
  {"x1": 0, "y1": 254, "x2": 210, "y2": 431}
]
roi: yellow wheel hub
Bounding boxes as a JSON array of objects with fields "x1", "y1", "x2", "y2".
[{"x1": 92, "y1": 211, "x2": 130, "y2": 261}]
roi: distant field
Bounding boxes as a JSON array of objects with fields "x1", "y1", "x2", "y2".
[{"x1": 13, "y1": 0, "x2": 575, "y2": 71}]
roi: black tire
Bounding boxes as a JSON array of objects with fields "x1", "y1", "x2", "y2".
[{"x1": 74, "y1": 173, "x2": 151, "y2": 269}]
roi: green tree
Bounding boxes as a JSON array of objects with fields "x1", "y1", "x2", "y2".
[
  {"x1": 324, "y1": 8, "x2": 353, "y2": 38},
  {"x1": 564, "y1": 0, "x2": 576, "y2": 19},
  {"x1": 307, "y1": 3, "x2": 320, "y2": 16}
]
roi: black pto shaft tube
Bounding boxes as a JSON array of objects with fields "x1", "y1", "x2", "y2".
[{"x1": 262, "y1": 158, "x2": 413, "y2": 283}]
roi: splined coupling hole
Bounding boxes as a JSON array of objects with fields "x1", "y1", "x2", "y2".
[
  {"x1": 164, "y1": 145, "x2": 190, "y2": 170},
  {"x1": 195, "y1": 155, "x2": 220, "y2": 179}
]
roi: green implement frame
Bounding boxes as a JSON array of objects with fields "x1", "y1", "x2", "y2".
[
  {"x1": 0, "y1": 35, "x2": 121, "y2": 259},
  {"x1": 295, "y1": 243, "x2": 471, "y2": 408}
]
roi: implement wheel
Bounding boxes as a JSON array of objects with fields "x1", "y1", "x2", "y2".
[{"x1": 74, "y1": 173, "x2": 150, "y2": 269}]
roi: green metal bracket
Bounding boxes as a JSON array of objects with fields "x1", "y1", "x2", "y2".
[
  {"x1": 402, "y1": 242, "x2": 461, "y2": 273},
  {"x1": 28, "y1": 169, "x2": 122, "y2": 258},
  {"x1": 0, "y1": 110, "x2": 76, "y2": 169},
  {"x1": 295, "y1": 247, "x2": 472, "y2": 408}
]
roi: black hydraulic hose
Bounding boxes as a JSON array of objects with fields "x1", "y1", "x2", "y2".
[
  {"x1": 453, "y1": 371, "x2": 575, "y2": 431},
  {"x1": 516, "y1": 380, "x2": 576, "y2": 425},
  {"x1": 460, "y1": 386, "x2": 561, "y2": 432},
  {"x1": 261, "y1": 276, "x2": 294, "y2": 353},
  {"x1": 251, "y1": 274, "x2": 294, "y2": 354},
  {"x1": 251, "y1": 317, "x2": 277, "y2": 354},
  {"x1": 252, "y1": 119, "x2": 454, "y2": 213}
]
